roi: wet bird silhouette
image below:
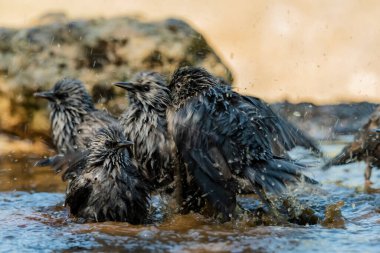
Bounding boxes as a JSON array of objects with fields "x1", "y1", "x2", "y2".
[
  {"x1": 217, "y1": 77, "x2": 321, "y2": 156},
  {"x1": 167, "y1": 67, "x2": 317, "y2": 219},
  {"x1": 114, "y1": 72, "x2": 176, "y2": 191},
  {"x1": 50, "y1": 124, "x2": 150, "y2": 223},
  {"x1": 34, "y1": 78, "x2": 117, "y2": 154},
  {"x1": 323, "y1": 107, "x2": 380, "y2": 186}
]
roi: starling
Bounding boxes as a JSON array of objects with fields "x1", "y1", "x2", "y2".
[
  {"x1": 34, "y1": 78, "x2": 116, "y2": 154},
  {"x1": 217, "y1": 77, "x2": 321, "y2": 156},
  {"x1": 323, "y1": 108, "x2": 380, "y2": 186},
  {"x1": 50, "y1": 124, "x2": 150, "y2": 223},
  {"x1": 113, "y1": 72, "x2": 176, "y2": 191},
  {"x1": 167, "y1": 67, "x2": 317, "y2": 219}
]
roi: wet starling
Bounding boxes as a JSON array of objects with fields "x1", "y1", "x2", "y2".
[
  {"x1": 167, "y1": 67, "x2": 317, "y2": 219},
  {"x1": 34, "y1": 78, "x2": 116, "y2": 154},
  {"x1": 323, "y1": 108, "x2": 380, "y2": 185},
  {"x1": 217, "y1": 77, "x2": 321, "y2": 156},
  {"x1": 113, "y1": 72, "x2": 176, "y2": 191},
  {"x1": 51, "y1": 124, "x2": 150, "y2": 223}
]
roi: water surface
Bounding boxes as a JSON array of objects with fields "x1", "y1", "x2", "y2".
[{"x1": 0, "y1": 139, "x2": 379, "y2": 252}]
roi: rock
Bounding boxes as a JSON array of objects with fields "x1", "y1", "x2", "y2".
[
  {"x1": 321, "y1": 201, "x2": 345, "y2": 229},
  {"x1": 0, "y1": 15, "x2": 232, "y2": 155}
]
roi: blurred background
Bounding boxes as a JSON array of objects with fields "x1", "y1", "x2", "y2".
[
  {"x1": 1, "y1": 0, "x2": 379, "y2": 103},
  {"x1": 0, "y1": 0, "x2": 379, "y2": 152}
]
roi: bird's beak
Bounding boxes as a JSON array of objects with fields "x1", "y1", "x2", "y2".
[
  {"x1": 113, "y1": 82, "x2": 136, "y2": 91},
  {"x1": 34, "y1": 91, "x2": 55, "y2": 101},
  {"x1": 116, "y1": 140, "x2": 134, "y2": 149}
]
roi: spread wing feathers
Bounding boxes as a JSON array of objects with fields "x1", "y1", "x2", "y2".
[
  {"x1": 36, "y1": 151, "x2": 89, "y2": 181},
  {"x1": 171, "y1": 89, "x2": 315, "y2": 216},
  {"x1": 34, "y1": 154, "x2": 65, "y2": 167},
  {"x1": 244, "y1": 158, "x2": 317, "y2": 195},
  {"x1": 322, "y1": 127, "x2": 380, "y2": 170},
  {"x1": 241, "y1": 96, "x2": 321, "y2": 155},
  {"x1": 322, "y1": 142, "x2": 362, "y2": 170}
]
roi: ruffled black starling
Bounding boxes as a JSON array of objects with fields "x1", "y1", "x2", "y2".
[
  {"x1": 51, "y1": 124, "x2": 150, "y2": 223},
  {"x1": 167, "y1": 67, "x2": 317, "y2": 220}
]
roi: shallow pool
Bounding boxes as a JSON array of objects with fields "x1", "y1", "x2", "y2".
[{"x1": 0, "y1": 140, "x2": 379, "y2": 252}]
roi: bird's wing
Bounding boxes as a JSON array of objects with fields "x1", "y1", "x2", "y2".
[
  {"x1": 170, "y1": 88, "x2": 315, "y2": 216},
  {"x1": 65, "y1": 174, "x2": 92, "y2": 216},
  {"x1": 241, "y1": 95, "x2": 321, "y2": 155},
  {"x1": 43, "y1": 150, "x2": 89, "y2": 181},
  {"x1": 51, "y1": 150, "x2": 93, "y2": 215},
  {"x1": 169, "y1": 89, "x2": 278, "y2": 216},
  {"x1": 171, "y1": 92, "x2": 273, "y2": 173},
  {"x1": 323, "y1": 112, "x2": 380, "y2": 169},
  {"x1": 215, "y1": 92, "x2": 314, "y2": 191}
]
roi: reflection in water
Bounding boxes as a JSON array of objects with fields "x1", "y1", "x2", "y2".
[{"x1": 0, "y1": 140, "x2": 380, "y2": 252}]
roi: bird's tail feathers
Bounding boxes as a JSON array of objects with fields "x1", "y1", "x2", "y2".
[
  {"x1": 244, "y1": 158, "x2": 317, "y2": 195},
  {"x1": 277, "y1": 117, "x2": 322, "y2": 156}
]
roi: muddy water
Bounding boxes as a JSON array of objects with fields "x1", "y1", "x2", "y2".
[{"x1": 1, "y1": 139, "x2": 380, "y2": 252}]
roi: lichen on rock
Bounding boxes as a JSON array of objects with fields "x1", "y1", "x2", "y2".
[{"x1": 0, "y1": 14, "x2": 232, "y2": 155}]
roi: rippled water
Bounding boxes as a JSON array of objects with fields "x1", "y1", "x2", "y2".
[{"x1": 1, "y1": 139, "x2": 380, "y2": 252}]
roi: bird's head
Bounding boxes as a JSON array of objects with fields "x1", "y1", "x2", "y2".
[
  {"x1": 34, "y1": 78, "x2": 95, "y2": 113},
  {"x1": 169, "y1": 67, "x2": 218, "y2": 105},
  {"x1": 87, "y1": 124, "x2": 134, "y2": 168},
  {"x1": 114, "y1": 71, "x2": 171, "y2": 111}
]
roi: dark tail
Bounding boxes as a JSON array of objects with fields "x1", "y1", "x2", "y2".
[{"x1": 244, "y1": 158, "x2": 318, "y2": 195}]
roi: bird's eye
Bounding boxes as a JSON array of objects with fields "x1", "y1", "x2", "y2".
[
  {"x1": 105, "y1": 140, "x2": 117, "y2": 148},
  {"x1": 55, "y1": 93, "x2": 68, "y2": 100},
  {"x1": 142, "y1": 85, "x2": 150, "y2": 92}
]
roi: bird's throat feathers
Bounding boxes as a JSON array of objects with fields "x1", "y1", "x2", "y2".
[{"x1": 50, "y1": 106, "x2": 87, "y2": 153}]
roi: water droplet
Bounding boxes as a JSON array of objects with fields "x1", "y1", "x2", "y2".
[{"x1": 293, "y1": 111, "x2": 301, "y2": 117}]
